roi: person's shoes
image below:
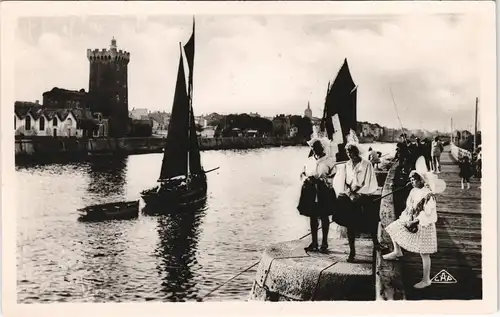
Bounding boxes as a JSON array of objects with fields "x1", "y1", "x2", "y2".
[
  {"x1": 347, "y1": 253, "x2": 356, "y2": 263},
  {"x1": 304, "y1": 243, "x2": 318, "y2": 252},
  {"x1": 382, "y1": 251, "x2": 403, "y2": 261},
  {"x1": 319, "y1": 244, "x2": 329, "y2": 254},
  {"x1": 414, "y1": 280, "x2": 431, "y2": 289}
]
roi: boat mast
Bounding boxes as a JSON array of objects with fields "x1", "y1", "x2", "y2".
[{"x1": 183, "y1": 41, "x2": 191, "y2": 178}]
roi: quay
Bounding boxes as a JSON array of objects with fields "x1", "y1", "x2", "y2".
[
  {"x1": 249, "y1": 144, "x2": 482, "y2": 301},
  {"x1": 377, "y1": 144, "x2": 482, "y2": 300},
  {"x1": 249, "y1": 169, "x2": 390, "y2": 301},
  {"x1": 14, "y1": 136, "x2": 306, "y2": 163}
]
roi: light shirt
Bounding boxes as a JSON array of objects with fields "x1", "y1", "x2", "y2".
[
  {"x1": 399, "y1": 186, "x2": 437, "y2": 226},
  {"x1": 303, "y1": 155, "x2": 336, "y2": 180},
  {"x1": 333, "y1": 158, "x2": 378, "y2": 196},
  {"x1": 431, "y1": 141, "x2": 442, "y2": 156},
  {"x1": 369, "y1": 150, "x2": 380, "y2": 164}
]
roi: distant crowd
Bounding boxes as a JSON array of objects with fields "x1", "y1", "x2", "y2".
[{"x1": 394, "y1": 134, "x2": 481, "y2": 189}]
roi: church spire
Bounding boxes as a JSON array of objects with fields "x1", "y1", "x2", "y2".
[{"x1": 110, "y1": 37, "x2": 117, "y2": 51}]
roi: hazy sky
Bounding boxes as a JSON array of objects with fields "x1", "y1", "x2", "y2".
[{"x1": 15, "y1": 14, "x2": 485, "y2": 131}]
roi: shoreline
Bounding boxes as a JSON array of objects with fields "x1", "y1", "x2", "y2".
[{"x1": 15, "y1": 136, "x2": 396, "y2": 165}]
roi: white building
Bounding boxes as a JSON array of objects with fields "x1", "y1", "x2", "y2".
[
  {"x1": 15, "y1": 110, "x2": 83, "y2": 137},
  {"x1": 200, "y1": 126, "x2": 215, "y2": 138},
  {"x1": 14, "y1": 101, "x2": 101, "y2": 137},
  {"x1": 129, "y1": 108, "x2": 149, "y2": 120}
]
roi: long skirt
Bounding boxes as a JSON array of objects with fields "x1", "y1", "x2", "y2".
[
  {"x1": 297, "y1": 178, "x2": 336, "y2": 217},
  {"x1": 332, "y1": 195, "x2": 380, "y2": 233},
  {"x1": 385, "y1": 219, "x2": 437, "y2": 254}
]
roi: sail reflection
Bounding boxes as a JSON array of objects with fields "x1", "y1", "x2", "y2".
[{"x1": 153, "y1": 203, "x2": 206, "y2": 302}]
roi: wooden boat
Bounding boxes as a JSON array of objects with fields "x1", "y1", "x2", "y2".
[
  {"x1": 141, "y1": 19, "x2": 216, "y2": 209},
  {"x1": 77, "y1": 200, "x2": 139, "y2": 222}
]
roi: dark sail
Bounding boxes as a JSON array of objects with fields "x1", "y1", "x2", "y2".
[
  {"x1": 320, "y1": 58, "x2": 357, "y2": 161},
  {"x1": 158, "y1": 46, "x2": 190, "y2": 181},
  {"x1": 183, "y1": 18, "x2": 204, "y2": 175},
  {"x1": 322, "y1": 58, "x2": 357, "y2": 140},
  {"x1": 184, "y1": 18, "x2": 195, "y2": 88}
]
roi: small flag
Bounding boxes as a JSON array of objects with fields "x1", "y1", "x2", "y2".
[{"x1": 331, "y1": 114, "x2": 344, "y2": 145}]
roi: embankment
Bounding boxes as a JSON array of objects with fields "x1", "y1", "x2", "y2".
[{"x1": 15, "y1": 136, "x2": 307, "y2": 163}]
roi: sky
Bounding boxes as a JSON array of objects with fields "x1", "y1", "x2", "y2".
[{"x1": 15, "y1": 14, "x2": 486, "y2": 131}]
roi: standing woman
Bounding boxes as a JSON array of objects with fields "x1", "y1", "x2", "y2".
[
  {"x1": 332, "y1": 143, "x2": 380, "y2": 262},
  {"x1": 382, "y1": 170, "x2": 438, "y2": 289},
  {"x1": 431, "y1": 136, "x2": 443, "y2": 173},
  {"x1": 298, "y1": 139, "x2": 337, "y2": 253}
]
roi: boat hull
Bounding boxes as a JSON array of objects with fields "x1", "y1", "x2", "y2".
[
  {"x1": 141, "y1": 181, "x2": 207, "y2": 213},
  {"x1": 78, "y1": 200, "x2": 140, "y2": 222}
]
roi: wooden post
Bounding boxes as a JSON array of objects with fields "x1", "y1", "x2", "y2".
[
  {"x1": 450, "y1": 118, "x2": 453, "y2": 144},
  {"x1": 474, "y1": 97, "x2": 478, "y2": 151}
]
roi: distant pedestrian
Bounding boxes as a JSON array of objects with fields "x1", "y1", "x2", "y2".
[
  {"x1": 383, "y1": 170, "x2": 438, "y2": 289},
  {"x1": 458, "y1": 156, "x2": 473, "y2": 190},
  {"x1": 298, "y1": 139, "x2": 337, "y2": 254},
  {"x1": 368, "y1": 147, "x2": 381, "y2": 169},
  {"x1": 475, "y1": 146, "x2": 482, "y2": 179},
  {"x1": 431, "y1": 136, "x2": 443, "y2": 173},
  {"x1": 422, "y1": 138, "x2": 432, "y2": 172}
]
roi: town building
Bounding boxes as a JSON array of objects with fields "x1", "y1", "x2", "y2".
[
  {"x1": 42, "y1": 87, "x2": 89, "y2": 109},
  {"x1": 200, "y1": 126, "x2": 216, "y2": 138},
  {"x1": 358, "y1": 121, "x2": 385, "y2": 140},
  {"x1": 129, "y1": 108, "x2": 149, "y2": 120},
  {"x1": 14, "y1": 101, "x2": 95, "y2": 137}
]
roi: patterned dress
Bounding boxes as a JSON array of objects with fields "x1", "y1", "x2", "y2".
[{"x1": 384, "y1": 186, "x2": 438, "y2": 254}]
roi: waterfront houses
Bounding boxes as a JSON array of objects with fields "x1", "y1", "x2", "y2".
[{"x1": 14, "y1": 101, "x2": 96, "y2": 137}]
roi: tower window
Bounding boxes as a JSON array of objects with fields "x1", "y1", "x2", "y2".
[
  {"x1": 14, "y1": 116, "x2": 16, "y2": 129},
  {"x1": 53, "y1": 117, "x2": 58, "y2": 127}
]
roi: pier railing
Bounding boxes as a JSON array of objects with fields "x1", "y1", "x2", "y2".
[{"x1": 450, "y1": 143, "x2": 472, "y2": 161}]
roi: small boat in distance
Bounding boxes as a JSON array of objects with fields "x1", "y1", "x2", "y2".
[
  {"x1": 141, "y1": 19, "x2": 217, "y2": 209},
  {"x1": 77, "y1": 200, "x2": 139, "y2": 222}
]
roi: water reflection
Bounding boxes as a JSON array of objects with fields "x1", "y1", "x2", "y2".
[
  {"x1": 77, "y1": 221, "x2": 131, "y2": 302},
  {"x1": 86, "y1": 156, "x2": 128, "y2": 200},
  {"x1": 153, "y1": 203, "x2": 207, "y2": 301}
]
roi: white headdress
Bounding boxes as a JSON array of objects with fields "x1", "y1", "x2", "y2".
[
  {"x1": 411, "y1": 156, "x2": 447, "y2": 194},
  {"x1": 307, "y1": 136, "x2": 337, "y2": 159}
]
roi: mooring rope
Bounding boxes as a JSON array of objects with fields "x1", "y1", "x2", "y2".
[{"x1": 198, "y1": 180, "x2": 411, "y2": 301}]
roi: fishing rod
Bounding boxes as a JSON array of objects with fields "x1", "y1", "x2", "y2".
[
  {"x1": 204, "y1": 167, "x2": 220, "y2": 173},
  {"x1": 197, "y1": 180, "x2": 411, "y2": 301},
  {"x1": 389, "y1": 87, "x2": 407, "y2": 142}
]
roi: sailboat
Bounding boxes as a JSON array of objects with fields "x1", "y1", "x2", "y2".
[
  {"x1": 312, "y1": 58, "x2": 358, "y2": 159},
  {"x1": 141, "y1": 20, "x2": 215, "y2": 208}
]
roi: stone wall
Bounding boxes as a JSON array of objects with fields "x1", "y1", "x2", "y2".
[
  {"x1": 15, "y1": 136, "x2": 306, "y2": 162},
  {"x1": 374, "y1": 163, "x2": 409, "y2": 300}
]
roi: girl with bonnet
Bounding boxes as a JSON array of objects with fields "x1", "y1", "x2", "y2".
[{"x1": 383, "y1": 164, "x2": 445, "y2": 289}]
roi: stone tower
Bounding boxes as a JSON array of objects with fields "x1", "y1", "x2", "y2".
[
  {"x1": 87, "y1": 37, "x2": 130, "y2": 137},
  {"x1": 304, "y1": 102, "x2": 312, "y2": 119}
]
